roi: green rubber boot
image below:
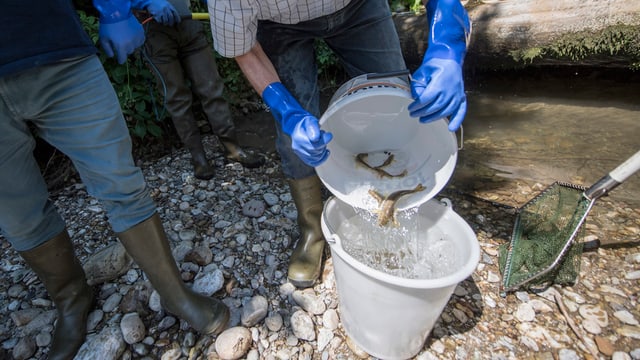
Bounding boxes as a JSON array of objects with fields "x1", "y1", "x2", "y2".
[
  {"x1": 19, "y1": 230, "x2": 94, "y2": 360},
  {"x1": 287, "y1": 175, "x2": 326, "y2": 288},
  {"x1": 220, "y1": 137, "x2": 265, "y2": 168},
  {"x1": 117, "y1": 213, "x2": 229, "y2": 334}
]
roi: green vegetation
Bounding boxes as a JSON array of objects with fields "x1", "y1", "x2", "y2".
[
  {"x1": 509, "y1": 25, "x2": 640, "y2": 69},
  {"x1": 75, "y1": 0, "x2": 425, "y2": 140},
  {"x1": 78, "y1": 10, "x2": 166, "y2": 140}
]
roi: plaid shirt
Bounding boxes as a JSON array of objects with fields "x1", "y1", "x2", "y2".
[{"x1": 209, "y1": 0, "x2": 352, "y2": 57}]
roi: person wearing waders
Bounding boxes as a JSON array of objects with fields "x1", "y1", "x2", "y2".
[
  {"x1": 0, "y1": 1, "x2": 229, "y2": 358},
  {"x1": 206, "y1": 0, "x2": 470, "y2": 287},
  {"x1": 140, "y1": 0, "x2": 264, "y2": 180}
]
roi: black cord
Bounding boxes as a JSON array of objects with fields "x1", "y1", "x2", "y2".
[{"x1": 140, "y1": 21, "x2": 168, "y2": 122}]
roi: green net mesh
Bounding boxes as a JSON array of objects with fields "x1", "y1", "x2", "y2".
[{"x1": 499, "y1": 182, "x2": 590, "y2": 293}]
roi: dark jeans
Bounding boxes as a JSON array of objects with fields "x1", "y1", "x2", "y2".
[
  {"x1": 144, "y1": 20, "x2": 235, "y2": 149},
  {"x1": 258, "y1": 0, "x2": 406, "y2": 179}
]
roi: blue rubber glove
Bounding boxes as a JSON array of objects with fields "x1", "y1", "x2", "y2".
[
  {"x1": 262, "y1": 83, "x2": 333, "y2": 167},
  {"x1": 94, "y1": 0, "x2": 145, "y2": 64},
  {"x1": 408, "y1": 0, "x2": 471, "y2": 131},
  {"x1": 133, "y1": 0, "x2": 181, "y2": 26}
]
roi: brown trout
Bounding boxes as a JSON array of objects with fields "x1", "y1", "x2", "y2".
[
  {"x1": 355, "y1": 152, "x2": 407, "y2": 179},
  {"x1": 368, "y1": 184, "x2": 426, "y2": 227}
]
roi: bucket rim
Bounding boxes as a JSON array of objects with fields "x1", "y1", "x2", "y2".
[
  {"x1": 316, "y1": 85, "x2": 458, "y2": 211},
  {"x1": 322, "y1": 196, "x2": 480, "y2": 289}
]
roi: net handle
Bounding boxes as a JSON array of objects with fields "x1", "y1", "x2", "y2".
[{"x1": 585, "y1": 149, "x2": 640, "y2": 200}]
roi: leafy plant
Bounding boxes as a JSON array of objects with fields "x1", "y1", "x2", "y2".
[
  {"x1": 75, "y1": 0, "x2": 425, "y2": 141},
  {"x1": 315, "y1": 40, "x2": 345, "y2": 90},
  {"x1": 389, "y1": 0, "x2": 424, "y2": 13},
  {"x1": 77, "y1": 10, "x2": 167, "y2": 140}
]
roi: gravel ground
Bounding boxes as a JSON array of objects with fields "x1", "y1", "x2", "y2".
[{"x1": 1, "y1": 134, "x2": 639, "y2": 360}]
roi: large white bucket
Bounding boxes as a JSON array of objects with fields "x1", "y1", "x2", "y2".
[
  {"x1": 321, "y1": 196, "x2": 480, "y2": 360},
  {"x1": 315, "y1": 73, "x2": 458, "y2": 211}
]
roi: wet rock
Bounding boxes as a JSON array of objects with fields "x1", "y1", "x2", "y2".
[
  {"x1": 178, "y1": 229, "x2": 197, "y2": 242},
  {"x1": 119, "y1": 285, "x2": 152, "y2": 314},
  {"x1": 102, "y1": 292, "x2": 122, "y2": 313},
  {"x1": 617, "y1": 326, "x2": 640, "y2": 339},
  {"x1": 120, "y1": 312, "x2": 146, "y2": 344},
  {"x1": 10, "y1": 309, "x2": 42, "y2": 327},
  {"x1": 23, "y1": 310, "x2": 56, "y2": 336},
  {"x1": 322, "y1": 309, "x2": 339, "y2": 330},
  {"x1": 582, "y1": 318, "x2": 602, "y2": 335},
  {"x1": 265, "y1": 311, "x2": 283, "y2": 332},
  {"x1": 292, "y1": 289, "x2": 326, "y2": 315},
  {"x1": 83, "y1": 242, "x2": 133, "y2": 285},
  {"x1": 515, "y1": 302, "x2": 535, "y2": 322},
  {"x1": 579, "y1": 304, "x2": 609, "y2": 327},
  {"x1": 159, "y1": 342, "x2": 181, "y2": 360},
  {"x1": 558, "y1": 349, "x2": 580, "y2": 360},
  {"x1": 317, "y1": 328, "x2": 334, "y2": 352},
  {"x1": 157, "y1": 316, "x2": 177, "y2": 331},
  {"x1": 595, "y1": 336, "x2": 615, "y2": 356},
  {"x1": 241, "y1": 295, "x2": 268, "y2": 327},
  {"x1": 625, "y1": 270, "x2": 640, "y2": 280},
  {"x1": 242, "y1": 199, "x2": 266, "y2": 218},
  {"x1": 184, "y1": 244, "x2": 213, "y2": 266},
  {"x1": 263, "y1": 193, "x2": 279, "y2": 206},
  {"x1": 12, "y1": 337, "x2": 36, "y2": 360},
  {"x1": 290, "y1": 310, "x2": 315, "y2": 341},
  {"x1": 148, "y1": 290, "x2": 162, "y2": 312},
  {"x1": 614, "y1": 310, "x2": 639, "y2": 325},
  {"x1": 75, "y1": 326, "x2": 126, "y2": 359},
  {"x1": 192, "y1": 269, "x2": 224, "y2": 296},
  {"x1": 215, "y1": 326, "x2": 252, "y2": 360},
  {"x1": 87, "y1": 309, "x2": 104, "y2": 332},
  {"x1": 613, "y1": 352, "x2": 633, "y2": 360}
]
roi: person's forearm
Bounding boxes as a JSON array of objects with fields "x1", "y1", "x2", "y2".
[{"x1": 235, "y1": 43, "x2": 281, "y2": 96}]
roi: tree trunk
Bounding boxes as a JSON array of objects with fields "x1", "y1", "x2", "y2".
[{"x1": 394, "y1": 0, "x2": 640, "y2": 70}]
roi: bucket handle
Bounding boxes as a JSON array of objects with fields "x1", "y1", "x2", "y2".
[
  {"x1": 325, "y1": 233, "x2": 342, "y2": 247},
  {"x1": 322, "y1": 200, "x2": 342, "y2": 247},
  {"x1": 365, "y1": 69, "x2": 411, "y2": 80},
  {"x1": 439, "y1": 197, "x2": 454, "y2": 209}
]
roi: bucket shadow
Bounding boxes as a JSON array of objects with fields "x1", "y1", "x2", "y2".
[{"x1": 425, "y1": 276, "x2": 484, "y2": 343}]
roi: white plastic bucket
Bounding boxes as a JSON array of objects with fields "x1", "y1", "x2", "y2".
[
  {"x1": 316, "y1": 73, "x2": 458, "y2": 211},
  {"x1": 321, "y1": 196, "x2": 480, "y2": 360}
]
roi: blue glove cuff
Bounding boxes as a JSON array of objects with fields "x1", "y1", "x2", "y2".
[
  {"x1": 262, "y1": 82, "x2": 303, "y2": 135},
  {"x1": 94, "y1": 0, "x2": 134, "y2": 23},
  {"x1": 425, "y1": 0, "x2": 471, "y2": 64}
]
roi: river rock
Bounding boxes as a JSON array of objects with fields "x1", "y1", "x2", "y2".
[{"x1": 215, "y1": 326, "x2": 252, "y2": 360}]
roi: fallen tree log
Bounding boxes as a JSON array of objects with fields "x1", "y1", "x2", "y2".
[{"x1": 394, "y1": 0, "x2": 640, "y2": 70}]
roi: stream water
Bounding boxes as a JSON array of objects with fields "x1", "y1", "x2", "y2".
[{"x1": 452, "y1": 66, "x2": 640, "y2": 208}]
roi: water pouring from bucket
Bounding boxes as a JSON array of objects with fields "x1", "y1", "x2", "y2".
[{"x1": 316, "y1": 73, "x2": 479, "y2": 359}]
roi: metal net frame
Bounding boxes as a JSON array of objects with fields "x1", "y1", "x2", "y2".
[{"x1": 499, "y1": 182, "x2": 591, "y2": 294}]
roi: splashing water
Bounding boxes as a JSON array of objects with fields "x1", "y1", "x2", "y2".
[{"x1": 336, "y1": 207, "x2": 460, "y2": 279}]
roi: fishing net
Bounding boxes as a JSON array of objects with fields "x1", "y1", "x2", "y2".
[{"x1": 499, "y1": 182, "x2": 591, "y2": 294}]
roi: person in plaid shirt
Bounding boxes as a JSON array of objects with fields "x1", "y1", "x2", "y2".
[{"x1": 208, "y1": 0, "x2": 470, "y2": 288}]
